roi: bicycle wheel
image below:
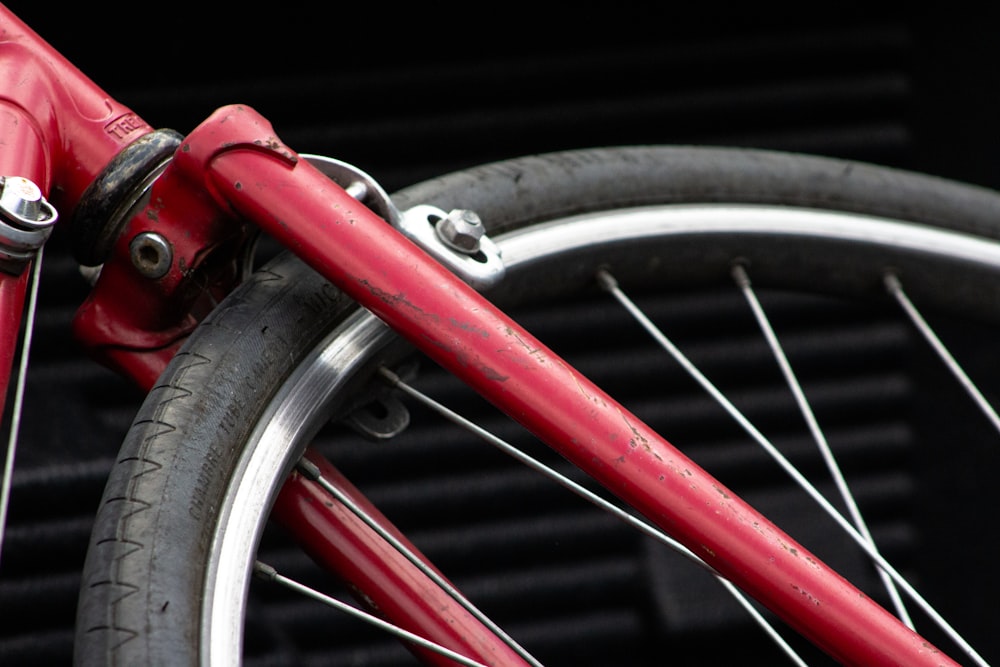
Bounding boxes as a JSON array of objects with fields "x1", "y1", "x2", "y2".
[{"x1": 75, "y1": 146, "x2": 1000, "y2": 665}]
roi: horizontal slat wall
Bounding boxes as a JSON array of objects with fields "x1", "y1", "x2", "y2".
[
  {"x1": 1, "y1": 9, "x2": 996, "y2": 666},
  {"x1": 107, "y1": 21, "x2": 915, "y2": 192}
]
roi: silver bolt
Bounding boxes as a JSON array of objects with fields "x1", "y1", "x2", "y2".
[
  {"x1": 344, "y1": 180, "x2": 369, "y2": 201},
  {"x1": 130, "y1": 232, "x2": 173, "y2": 279},
  {"x1": 0, "y1": 176, "x2": 56, "y2": 229},
  {"x1": 435, "y1": 209, "x2": 484, "y2": 254}
]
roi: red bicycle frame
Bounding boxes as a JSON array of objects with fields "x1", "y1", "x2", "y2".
[{"x1": 0, "y1": 5, "x2": 967, "y2": 666}]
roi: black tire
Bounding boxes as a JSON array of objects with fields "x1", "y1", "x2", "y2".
[{"x1": 75, "y1": 146, "x2": 1000, "y2": 665}]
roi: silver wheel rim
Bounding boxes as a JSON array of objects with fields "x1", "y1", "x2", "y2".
[{"x1": 202, "y1": 204, "x2": 1000, "y2": 664}]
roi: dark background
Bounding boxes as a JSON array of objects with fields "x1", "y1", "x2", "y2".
[
  {"x1": 1, "y1": 4, "x2": 998, "y2": 665},
  {"x1": 7, "y1": 6, "x2": 1000, "y2": 191}
]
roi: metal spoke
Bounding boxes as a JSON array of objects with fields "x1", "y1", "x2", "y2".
[
  {"x1": 885, "y1": 272, "x2": 1000, "y2": 435},
  {"x1": 253, "y1": 561, "x2": 491, "y2": 667},
  {"x1": 596, "y1": 268, "x2": 988, "y2": 667},
  {"x1": 379, "y1": 367, "x2": 810, "y2": 667},
  {"x1": 0, "y1": 250, "x2": 44, "y2": 565},
  {"x1": 294, "y1": 456, "x2": 543, "y2": 667},
  {"x1": 732, "y1": 263, "x2": 912, "y2": 628}
]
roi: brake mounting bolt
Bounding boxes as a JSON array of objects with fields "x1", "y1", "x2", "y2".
[
  {"x1": 0, "y1": 176, "x2": 58, "y2": 274},
  {"x1": 130, "y1": 231, "x2": 173, "y2": 279},
  {"x1": 0, "y1": 176, "x2": 56, "y2": 228},
  {"x1": 435, "y1": 209, "x2": 484, "y2": 254}
]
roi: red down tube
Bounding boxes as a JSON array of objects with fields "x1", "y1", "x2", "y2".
[{"x1": 176, "y1": 105, "x2": 956, "y2": 666}]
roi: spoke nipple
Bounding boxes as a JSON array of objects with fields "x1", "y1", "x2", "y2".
[
  {"x1": 295, "y1": 458, "x2": 322, "y2": 481},
  {"x1": 731, "y1": 262, "x2": 751, "y2": 288},
  {"x1": 253, "y1": 561, "x2": 278, "y2": 582},
  {"x1": 883, "y1": 272, "x2": 902, "y2": 294},
  {"x1": 595, "y1": 268, "x2": 618, "y2": 292},
  {"x1": 377, "y1": 365, "x2": 402, "y2": 387}
]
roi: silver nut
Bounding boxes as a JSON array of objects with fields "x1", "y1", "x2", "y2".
[{"x1": 435, "y1": 209, "x2": 484, "y2": 254}]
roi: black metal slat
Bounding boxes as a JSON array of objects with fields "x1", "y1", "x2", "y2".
[{"x1": 1, "y1": 13, "x2": 970, "y2": 666}]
